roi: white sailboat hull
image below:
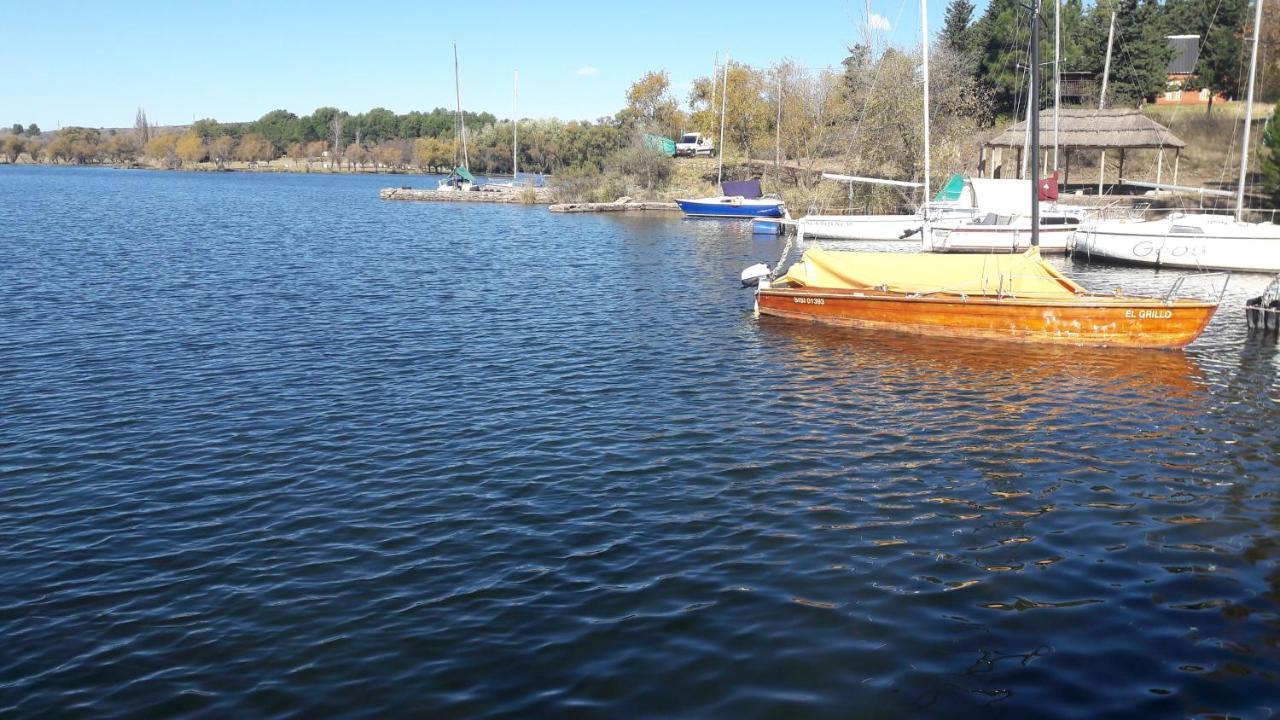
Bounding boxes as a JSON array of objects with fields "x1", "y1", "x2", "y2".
[
  {"x1": 926, "y1": 224, "x2": 1075, "y2": 253},
  {"x1": 799, "y1": 206, "x2": 977, "y2": 241},
  {"x1": 799, "y1": 214, "x2": 927, "y2": 241},
  {"x1": 1074, "y1": 215, "x2": 1280, "y2": 273}
]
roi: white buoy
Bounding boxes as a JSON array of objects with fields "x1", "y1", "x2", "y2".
[{"x1": 740, "y1": 263, "x2": 771, "y2": 287}]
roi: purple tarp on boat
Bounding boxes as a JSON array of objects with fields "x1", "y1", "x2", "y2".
[{"x1": 721, "y1": 179, "x2": 762, "y2": 199}]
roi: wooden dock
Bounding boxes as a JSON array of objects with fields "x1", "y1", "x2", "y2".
[{"x1": 380, "y1": 186, "x2": 554, "y2": 204}]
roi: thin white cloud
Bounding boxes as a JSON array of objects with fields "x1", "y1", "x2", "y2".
[
  {"x1": 577, "y1": 65, "x2": 600, "y2": 77},
  {"x1": 868, "y1": 13, "x2": 891, "y2": 31}
]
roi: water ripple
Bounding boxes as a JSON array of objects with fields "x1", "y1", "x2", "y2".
[{"x1": 1, "y1": 166, "x2": 1279, "y2": 718}]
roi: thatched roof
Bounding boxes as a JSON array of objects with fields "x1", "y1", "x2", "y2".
[{"x1": 984, "y1": 109, "x2": 1186, "y2": 150}]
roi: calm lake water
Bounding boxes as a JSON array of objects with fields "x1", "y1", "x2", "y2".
[{"x1": 2, "y1": 165, "x2": 1279, "y2": 718}]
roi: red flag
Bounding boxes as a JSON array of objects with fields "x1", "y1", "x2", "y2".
[{"x1": 1039, "y1": 171, "x2": 1060, "y2": 201}]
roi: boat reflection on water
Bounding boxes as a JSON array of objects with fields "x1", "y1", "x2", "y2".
[{"x1": 755, "y1": 314, "x2": 1208, "y2": 401}]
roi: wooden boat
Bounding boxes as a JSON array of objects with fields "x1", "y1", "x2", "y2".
[
  {"x1": 753, "y1": 247, "x2": 1217, "y2": 348},
  {"x1": 748, "y1": 0, "x2": 1220, "y2": 350}
]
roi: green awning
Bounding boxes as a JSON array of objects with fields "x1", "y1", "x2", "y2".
[{"x1": 452, "y1": 167, "x2": 476, "y2": 183}]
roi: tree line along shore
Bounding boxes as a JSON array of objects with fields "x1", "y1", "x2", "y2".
[{"x1": 8, "y1": 0, "x2": 1280, "y2": 210}]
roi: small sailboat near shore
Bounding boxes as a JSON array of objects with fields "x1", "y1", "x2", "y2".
[
  {"x1": 676, "y1": 179, "x2": 785, "y2": 218},
  {"x1": 678, "y1": 52, "x2": 785, "y2": 220},
  {"x1": 746, "y1": 0, "x2": 1222, "y2": 349}
]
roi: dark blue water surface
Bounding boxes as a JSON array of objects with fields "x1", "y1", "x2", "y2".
[{"x1": 3, "y1": 165, "x2": 1279, "y2": 718}]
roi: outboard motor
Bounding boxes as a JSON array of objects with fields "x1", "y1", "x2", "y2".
[
  {"x1": 1246, "y1": 275, "x2": 1280, "y2": 332},
  {"x1": 741, "y1": 263, "x2": 771, "y2": 288}
]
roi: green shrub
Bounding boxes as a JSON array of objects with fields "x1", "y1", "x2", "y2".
[{"x1": 551, "y1": 163, "x2": 602, "y2": 202}]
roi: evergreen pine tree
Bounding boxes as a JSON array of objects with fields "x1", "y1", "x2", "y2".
[
  {"x1": 1193, "y1": 0, "x2": 1250, "y2": 114},
  {"x1": 941, "y1": 0, "x2": 976, "y2": 54},
  {"x1": 971, "y1": 0, "x2": 1033, "y2": 117},
  {"x1": 1259, "y1": 108, "x2": 1280, "y2": 203},
  {"x1": 1081, "y1": 0, "x2": 1173, "y2": 107}
]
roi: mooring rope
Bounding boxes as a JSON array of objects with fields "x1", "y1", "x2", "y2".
[{"x1": 771, "y1": 231, "x2": 796, "y2": 280}]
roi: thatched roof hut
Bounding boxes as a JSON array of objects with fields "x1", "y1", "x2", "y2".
[
  {"x1": 985, "y1": 109, "x2": 1185, "y2": 150},
  {"x1": 979, "y1": 109, "x2": 1187, "y2": 191}
]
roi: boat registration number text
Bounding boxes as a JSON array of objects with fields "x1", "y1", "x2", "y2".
[
  {"x1": 1124, "y1": 309, "x2": 1173, "y2": 319},
  {"x1": 793, "y1": 297, "x2": 825, "y2": 305}
]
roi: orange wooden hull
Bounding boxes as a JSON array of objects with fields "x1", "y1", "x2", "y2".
[{"x1": 756, "y1": 286, "x2": 1217, "y2": 349}]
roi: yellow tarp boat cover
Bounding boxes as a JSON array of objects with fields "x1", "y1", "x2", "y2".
[{"x1": 778, "y1": 247, "x2": 1085, "y2": 298}]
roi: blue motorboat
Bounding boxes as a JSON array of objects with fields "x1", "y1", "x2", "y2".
[{"x1": 676, "y1": 179, "x2": 785, "y2": 218}]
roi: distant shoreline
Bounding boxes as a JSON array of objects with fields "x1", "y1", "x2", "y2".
[{"x1": 0, "y1": 158, "x2": 533, "y2": 180}]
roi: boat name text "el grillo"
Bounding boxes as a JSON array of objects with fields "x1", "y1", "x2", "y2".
[{"x1": 1124, "y1": 309, "x2": 1173, "y2": 319}]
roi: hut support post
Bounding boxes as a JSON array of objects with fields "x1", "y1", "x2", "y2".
[
  {"x1": 1016, "y1": 147, "x2": 1023, "y2": 179},
  {"x1": 1173, "y1": 150, "x2": 1181, "y2": 185},
  {"x1": 1118, "y1": 149, "x2": 1126, "y2": 186},
  {"x1": 1098, "y1": 149, "x2": 1106, "y2": 195},
  {"x1": 978, "y1": 146, "x2": 985, "y2": 177},
  {"x1": 1064, "y1": 149, "x2": 1071, "y2": 187},
  {"x1": 1156, "y1": 148, "x2": 1164, "y2": 186}
]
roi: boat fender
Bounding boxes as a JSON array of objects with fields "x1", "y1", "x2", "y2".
[{"x1": 741, "y1": 263, "x2": 772, "y2": 288}]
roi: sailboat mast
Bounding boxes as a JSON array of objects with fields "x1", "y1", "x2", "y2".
[
  {"x1": 1030, "y1": 0, "x2": 1042, "y2": 247},
  {"x1": 454, "y1": 42, "x2": 469, "y2": 171},
  {"x1": 921, "y1": 0, "x2": 931, "y2": 203},
  {"x1": 1236, "y1": 0, "x2": 1264, "y2": 220},
  {"x1": 1099, "y1": 12, "x2": 1115, "y2": 109},
  {"x1": 711, "y1": 52, "x2": 719, "y2": 130},
  {"x1": 1021, "y1": 80, "x2": 1032, "y2": 178},
  {"x1": 775, "y1": 72, "x2": 782, "y2": 172},
  {"x1": 506, "y1": 69, "x2": 512, "y2": 178},
  {"x1": 718, "y1": 51, "x2": 729, "y2": 186},
  {"x1": 1053, "y1": 0, "x2": 1060, "y2": 171}
]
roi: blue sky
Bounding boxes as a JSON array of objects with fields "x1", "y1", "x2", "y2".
[{"x1": 3, "y1": 0, "x2": 965, "y2": 130}]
